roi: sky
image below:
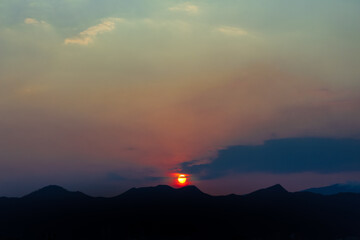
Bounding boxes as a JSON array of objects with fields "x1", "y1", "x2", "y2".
[{"x1": 1, "y1": 0, "x2": 360, "y2": 197}]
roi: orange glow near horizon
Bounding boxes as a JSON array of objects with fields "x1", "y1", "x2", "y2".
[
  {"x1": 171, "y1": 173, "x2": 190, "y2": 187},
  {"x1": 178, "y1": 174, "x2": 187, "y2": 184}
]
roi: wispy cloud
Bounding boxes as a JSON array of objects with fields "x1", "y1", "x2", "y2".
[
  {"x1": 216, "y1": 26, "x2": 249, "y2": 36},
  {"x1": 64, "y1": 18, "x2": 123, "y2": 46},
  {"x1": 169, "y1": 2, "x2": 199, "y2": 14},
  {"x1": 24, "y1": 18, "x2": 48, "y2": 26}
]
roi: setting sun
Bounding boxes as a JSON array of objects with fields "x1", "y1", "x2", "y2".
[{"x1": 177, "y1": 174, "x2": 187, "y2": 184}]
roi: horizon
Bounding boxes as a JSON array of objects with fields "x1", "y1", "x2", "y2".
[
  {"x1": 3, "y1": 180, "x2": 360, "y2": 198},
  {"x1": 2, "y1": 183, "x2": 282, "y2": 198},
  {"x1": 3, "y1": 178, "x2": 360, "y2": 239},
  {"x1": 1, "y1": 0, "x2": 360, "y2": 197}
]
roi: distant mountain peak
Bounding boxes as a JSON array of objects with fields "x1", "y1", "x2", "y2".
[
  {"x1": 120, "y1": 185, "x2": 173, "y2": 197},
  {"x1": 154, "y1": 185, "x2": 175, "y2": 190},
  {"x1": 118, "y1": 184, "x2": 208, "y2": 200},
  {"x1": 178, "y1": 185, "x2": 197, "y2": 190},
  {"x1": 177, "y1": 185, "x2": 204, "y2": 193},
  {"x1": 266, "y1": 184, "x2": 288, "y2": 193},
  {"x1": 247, "y1": 184, "x2": 288, "y2": 197},
  {"x1": 38, "y1": 185, "x2": 68, "y2": 192},
  {"x1": 303, "y1": 182, "x2": 360, "y2": 195},
  {"x1": 126, "y1": 185, "x2": 174, "y2": 193},
  {"x1": 177, "y1": 184, "x2": 204, "y2": 192},
  {"x1": 23, "y1": 185, "x2": 88, "y2": 200}
]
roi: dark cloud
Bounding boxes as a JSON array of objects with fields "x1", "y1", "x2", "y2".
[
  {"x1": 181, "y1": 138, "x2": 360, "y2": 179},
  {"x1": 107, "y1": 172, "x2": 127, "y2": 181}
]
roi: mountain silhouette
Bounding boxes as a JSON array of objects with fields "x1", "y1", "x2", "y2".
[
  {"x1": 23, "y1": 185, "x2": 89, "y2": 201},
  {"x1": 246, "y1": 184, "x2": 288, "y2": 197},
  {"x1": 119, "y1": 184, "x2": 175, "y2": 198},
  {"x1": 1, "y1": 184, "x2": 360, "y2": 240},
  {"x1": 118, "y1": 185, "x2": 209, "y2": 202},
  {"x1": 176, "y1": 185, "x2": 210, "y2": 197},
  {"x1": 303, "y1": 183, "x2": 360, "y2": 195}
]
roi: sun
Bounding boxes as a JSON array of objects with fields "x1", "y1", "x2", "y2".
[
  {"x1": 171, "y1": 173, "x2": 190, "y2": 187},
  {"x1": 177, "y1": 174, "x2": 187, "y2": 184}
]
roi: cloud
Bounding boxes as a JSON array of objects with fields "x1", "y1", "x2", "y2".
[
  {"x1": 107, "y1": 172, "x2": 127, "y2": 181},
  {"x1": 64, "y1": 18, "x2": 123, "y2": 45},
  {"x1": 180, "y1": 138, "x2": 360, "y2": 179},
  {"x1": 24, "y1": 18, "x2": 48, "y2": 26},
  {"x1": 169, "y1": 2, "x2": 199, "y2": 14},
  {"x1": 216, "y1": 26, "x2": 249, "y2": 36}
]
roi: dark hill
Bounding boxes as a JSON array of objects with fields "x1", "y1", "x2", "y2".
[
  {"x1": 303, "y1": 183, "x2": 360, "y2": 195},
  {"x1": 246, "y1": 184, "x2": 288, "y2": 197},
  {"x1": 22, "y1": 185, "x2": 90, "y2": 203},
  {"x1": 117, "y1": 185, "x2": 209, "y2": 202},
  {"x1": 118, "y1": 184, "x2": 175, "y2": 198},
  {"x1": 0, "y1": 184, "x2": 360, "y2": 240}
]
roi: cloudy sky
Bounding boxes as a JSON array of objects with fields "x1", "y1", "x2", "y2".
[{"x1": 1, "y1": 0, "x2": 360, "y2": 196}]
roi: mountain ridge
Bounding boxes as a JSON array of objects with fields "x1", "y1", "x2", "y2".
[
  {"x1": 1, "y1": 183, "x2": 360, "y2": 239},
  {"x1": 303, "y1": 182, "x2": 360, "y2": 195},
  {"x1": 22, "y1": 184, "x2": 90, "y2": 200},
  {"x1": 7, "y1": 182, "x2": 360, "y2": 201},
  {"x1": 10, "y1": 183, "x2": 360, "y2": 200}
]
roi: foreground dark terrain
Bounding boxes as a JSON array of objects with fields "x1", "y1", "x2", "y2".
[{"x1": 1, "y1": 184, "x2": 360, "y2": 240}]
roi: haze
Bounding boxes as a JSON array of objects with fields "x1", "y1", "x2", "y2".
[{"x1": 1, "y1": 0, "x2": 360, "y2": 197}]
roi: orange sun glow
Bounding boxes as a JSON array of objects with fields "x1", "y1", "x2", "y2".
[{"x1": 177, "y1": 174, "x2": 187, "y2": 184}]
